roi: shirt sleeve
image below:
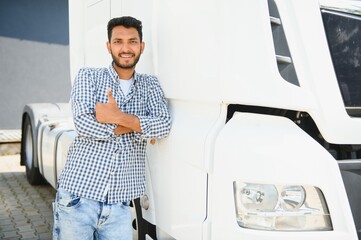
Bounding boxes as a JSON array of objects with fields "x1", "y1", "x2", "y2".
[
  {"x1": 71, "y1": 68, "x2": 115, "y2": 140},
  {"x1": 135, "y1": 76, "x2": 172, "y2": 141}
]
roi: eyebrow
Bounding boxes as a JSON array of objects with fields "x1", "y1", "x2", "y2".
[{"x1": 113, "y1": 37, "x2": 139, "y2": 41}]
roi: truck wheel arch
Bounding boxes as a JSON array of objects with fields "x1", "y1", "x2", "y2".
[{"x1": 20, "y1": 103, "x2": 71, "y2": 184}]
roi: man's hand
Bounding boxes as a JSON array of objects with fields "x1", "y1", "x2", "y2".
[
  {"x1": 114, "y1": 125, "x2": 133, "y2": 135},
  {"x1": 95, "y1": 89, "x2": 121, "y2": 124},
  {"x1": 96, "y1": 88, "x2": 142, "y2": 133}
]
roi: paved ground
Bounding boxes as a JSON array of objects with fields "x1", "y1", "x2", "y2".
[{"x1": 0, "y1": 148, "x2": 56, "y2": 240}]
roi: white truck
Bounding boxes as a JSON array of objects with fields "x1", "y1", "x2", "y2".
[{"x1": 20, "y1": 0, "x2": 361, "y2": 239}]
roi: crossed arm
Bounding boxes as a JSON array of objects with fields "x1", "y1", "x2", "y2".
[
  {"x1": 95, "y1": 89, "x2": 141, "y2": 135},
  {"x1": 72, "y1": 68, "x2": 171, "y2": 141}
]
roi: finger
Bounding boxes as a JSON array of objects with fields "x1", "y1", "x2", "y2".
[{"x1": 107, "y1": 88, "x2": 116, "y2": 103}]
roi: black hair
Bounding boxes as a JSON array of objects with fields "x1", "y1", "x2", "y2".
[{"x1": 107, "y1": 16, "x2": 143, "y2": 42}]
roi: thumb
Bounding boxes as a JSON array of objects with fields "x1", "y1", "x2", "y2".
[{"x1": 107, "y1": 88, "x2": 115, "y2": 103}]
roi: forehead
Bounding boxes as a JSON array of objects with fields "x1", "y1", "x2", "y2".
[{"x1": 111, "y1": 25, "x2": 139, "y2": 40}]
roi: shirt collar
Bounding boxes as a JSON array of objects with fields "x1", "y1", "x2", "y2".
[{"x1": 108, "y1": 63, "x2": 138, "y2": 83}]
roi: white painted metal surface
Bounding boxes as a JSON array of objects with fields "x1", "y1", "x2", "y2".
[{"x1": 211, "y1": 113, "x2": 356, "y2": 239}]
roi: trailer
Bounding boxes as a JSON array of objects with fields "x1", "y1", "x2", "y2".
[{"x1": 21, "y1": 0, "x2": 361, "y2": 239}]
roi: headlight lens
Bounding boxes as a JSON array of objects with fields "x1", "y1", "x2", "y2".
[
  {"x1": 280, "y1": 185, "x2": 306, "y2": 210},
  {"x1": 239, "y1": 183, "x2": 278, "y2": 211},
  {"x1": 233, "y1": 181, "x2": 333, "y2": 231}
]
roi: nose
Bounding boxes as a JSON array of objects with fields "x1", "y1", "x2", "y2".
[{"x1": 120, "y1": 43, "x2": 132, "y2": 52}]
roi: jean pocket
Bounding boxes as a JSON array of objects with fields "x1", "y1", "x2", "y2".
[{"x1": 56, "y1": 187, "x2": 81, "y2": 208}]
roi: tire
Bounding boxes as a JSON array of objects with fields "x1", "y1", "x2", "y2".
[
  {"x1": 131, "y1": 198, "x2": 157, "y2": 240},
  {"x1": 21, "y1": 114, "x2": 45, "y2": 185}
]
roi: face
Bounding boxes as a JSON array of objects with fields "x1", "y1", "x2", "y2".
[{"x1": 107, "y1": 25, "x2": 144, "y2": 70}]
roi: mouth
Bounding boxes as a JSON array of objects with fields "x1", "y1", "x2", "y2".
[{"x1": 120, "y1": 53, "x2": 134, "y2": 59}]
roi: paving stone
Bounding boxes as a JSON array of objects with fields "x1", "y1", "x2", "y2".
[
  {"x1": 38, "y1": 232, "x2": 53, "y2": 240},
  {"x1": 2, "y1": 230, "x2": 21, "y2": 238},
  {"x1": 30, "y1": 219, "x2": 47, "y2": 228},
  {"x1": 19, "y1": 231, "x2": 37, "y2": 239},
  {"x1": 26, "y1": 210, "x2": 40, "y2": 217},
  {"x1": 0, "y1": 154, "x2": 55, "y2": 239},
  {"x1": 2, "y1": 237, "x2": 20, "y2": 240},
  {"x1": 16, "y1": 225, "x2": 34, "y2": 232},
  {"x1": 34, "y1": 225, "x2": 51, "y2": 234},
  {"x1": 0, "y1": 213, "x2": 11, "y2": 221},
  {"x1": 12, "y1": 215, "x2": 28, "y2": 222},
  {"x1": 0, "y1": 223, "x2": 16, "y2": 232},
  {"x1": 0, "y1": 219, "x2": 13, "y2": 226},
  {"x1": 13, "y1": 220, "x2": 31, "y2": 228},
  {"x1": 10, "y1": 209, "x2": 24, "y2": 216}
]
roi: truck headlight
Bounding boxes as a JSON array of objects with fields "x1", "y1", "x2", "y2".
[{"x1": 233, "y1": 181, "x2": 333, "y2": 231}]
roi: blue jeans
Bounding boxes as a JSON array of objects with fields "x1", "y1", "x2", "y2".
[{"x1": 53, "y1": 187, "x2": 132, "y2": 240}]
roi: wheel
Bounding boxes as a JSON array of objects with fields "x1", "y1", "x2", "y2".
[
  {"x1": 21, "y1": 114, "x2": 45, "y2": 185},
  {"x1": 131, "y1": 198, "x2": 157, "y2": 240}
]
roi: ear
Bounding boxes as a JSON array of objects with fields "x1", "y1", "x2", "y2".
[
  {"x1": 106, "y1": 41, "x2": 111, "y2": 54},
  {"x1": 140, "y1": 42, "x2": 145, "y2": 54}
]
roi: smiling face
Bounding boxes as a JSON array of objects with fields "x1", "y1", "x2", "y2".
[{"x1": 107, "y1": 25, "x2": 145, "y2": 72}]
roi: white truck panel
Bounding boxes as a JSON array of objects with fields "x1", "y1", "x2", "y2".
[
  {"x1": 38, "y1": 117, "x2": 74, "y2": 188},
  {"x1": 56, "y1": 130, "x2": 77, "y2": 181},
  {"x1": 153, "y1": 0, "x2": 221, "y2": 103},
  {"x1": 145, "y1": 100, "x2": 222, "y2": 238},
  {"x1": 217, "y1": 0, "x2": 318, "y2": 112},
  {"x1": 211, "y1": 112, "x2": 357, "y2": 239},
  {"x1": 68, "y1": 0, "x2": 85, "y2": 83},
  {"x1": 84, "y1": 0, "x2": 110, "y2": 68}
]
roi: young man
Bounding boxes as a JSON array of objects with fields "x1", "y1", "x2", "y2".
[{"x1": 53, "y1": 16, "x2": 172, "y2": 239}]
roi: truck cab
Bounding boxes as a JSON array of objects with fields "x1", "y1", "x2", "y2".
[{"x1": 21, "y1": 0, "x2": 361, "y2": 239}]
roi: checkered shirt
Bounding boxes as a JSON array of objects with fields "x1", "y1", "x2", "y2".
[{"x1": 58, "y1": 64, "x2": 172, "y2": 204}]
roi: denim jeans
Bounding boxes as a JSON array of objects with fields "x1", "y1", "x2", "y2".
[{"x1": 53, "y1": 187, "x2": 132, "y2": 240}]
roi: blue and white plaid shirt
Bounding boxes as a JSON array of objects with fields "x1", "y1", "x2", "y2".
[{"x1": 58, "y1": 64, "x2": 172, "y2": 204}]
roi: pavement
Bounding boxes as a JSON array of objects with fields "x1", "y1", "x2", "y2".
[{"x1": 0, "y1": 144, "x2": 56, "y2": 240}]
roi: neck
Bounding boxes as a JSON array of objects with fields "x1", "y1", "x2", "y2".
[{"x1": 113, "y1": 62, "x2": 135, "y2": 80}]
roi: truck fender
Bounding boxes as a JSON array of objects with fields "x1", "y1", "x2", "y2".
[
  {"x1": 21, "y1": 103, "x2": 71, "y2": 168},
  {"x1": 210, "y1": 112, "x2": 357, "y2": 239}
]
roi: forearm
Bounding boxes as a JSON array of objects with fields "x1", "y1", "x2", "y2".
[
  {"x1": 114, "y1": 112, "x2": 141, "y2": 133},
  {"x1": 73, "y1": 113, "x2": 115, "y2": 140}
]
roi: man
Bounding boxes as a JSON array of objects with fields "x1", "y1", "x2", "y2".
[{"x1": 53, "y1": 16, "x2": 172, "y2": 239}]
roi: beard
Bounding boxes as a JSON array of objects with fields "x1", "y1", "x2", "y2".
[{"x1": 111, "y1": 51, "x2": 141, "y2": 69}]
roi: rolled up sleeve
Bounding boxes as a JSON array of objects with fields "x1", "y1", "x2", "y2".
[{"x1": 134, "y1": 77, "x2": 172, "y2": 141}]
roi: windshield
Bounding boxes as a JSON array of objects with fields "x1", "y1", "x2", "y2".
[{"x1": 321, "y1": 3, "x2": 361, "y2": 116}]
